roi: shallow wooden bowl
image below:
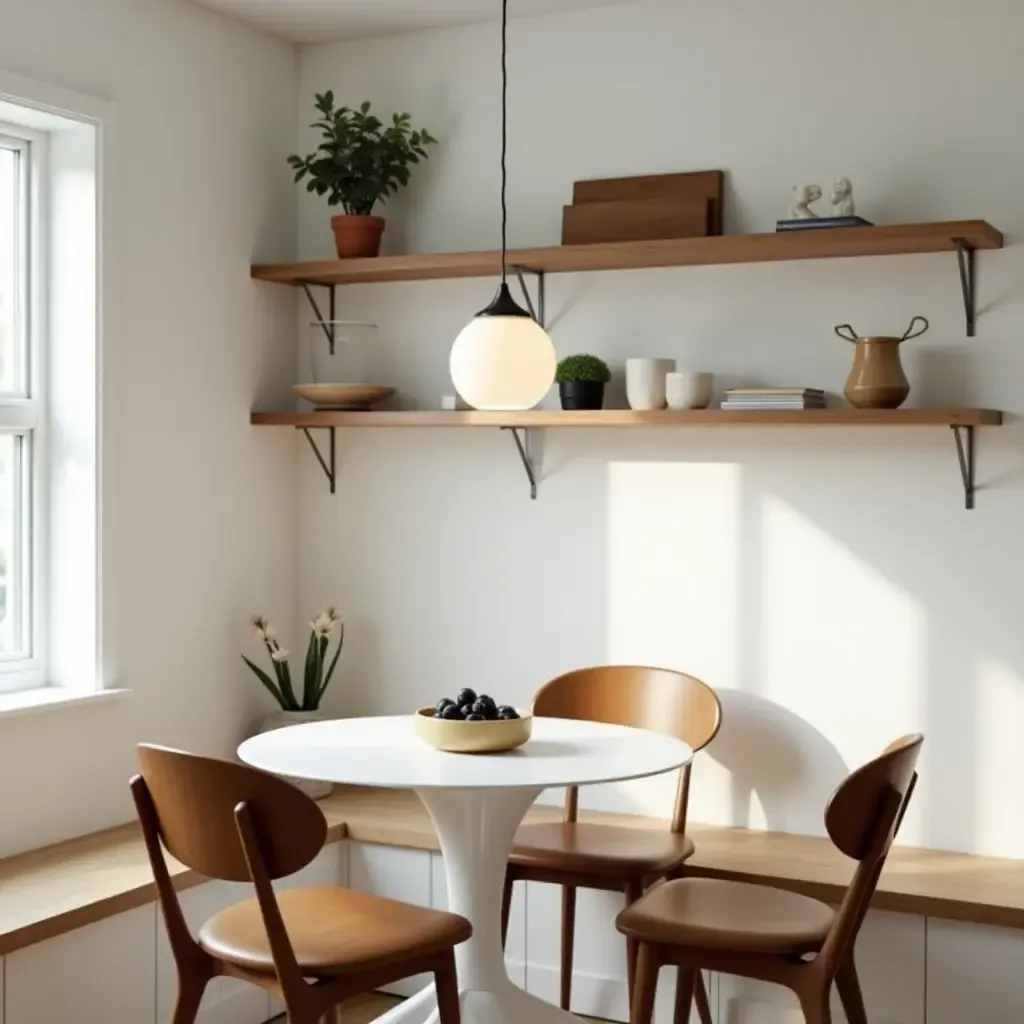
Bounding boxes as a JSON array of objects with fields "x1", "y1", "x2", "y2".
[
  {"x1": 412, "y1": 707, "x2": 533, "y2": 754},
  {"x1": 293, "y1": 383, "x2": 396, "y2": 410}
]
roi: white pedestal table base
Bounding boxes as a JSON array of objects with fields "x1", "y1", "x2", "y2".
[{"x1": 373, "y1": 785, "x2": 585, "y2": 1024}]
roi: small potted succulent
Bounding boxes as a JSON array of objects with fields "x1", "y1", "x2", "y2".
[
  {"x1": 555, "y1": 354, "x2": 612, "y2": 410},
  {"x1": 288, "y1": 92, "x2": 437, "y2": 259},
  {"x1": 243, "y1": 608, "x2": 345, "y2": 798}
]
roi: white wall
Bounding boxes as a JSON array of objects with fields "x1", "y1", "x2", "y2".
[
  {"x1": 0, "y1": 0, "x2": 298, "y2": 856},
  {"x1": 297, "y1": 0, "x2": 1024, "y2": 859}
]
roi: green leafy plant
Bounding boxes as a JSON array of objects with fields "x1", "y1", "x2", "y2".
[
  {"x1": 555, "y1": 354, "x2": 612, "y2": 384},
  {"x1": 288, "y1": 92, "x2": 437, "y2": 216},
  {"x1": 243, "y1": 610, "x2": 344, "y2": 712}
]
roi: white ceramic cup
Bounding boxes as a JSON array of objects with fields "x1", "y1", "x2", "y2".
[
  {"x1": 666, "y1": 371, "x2": 713, "y2": 410},
  {"x1": 626, "y1": 358, "x2": 677, "y2": 411}
]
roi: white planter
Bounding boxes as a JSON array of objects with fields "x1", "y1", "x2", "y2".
[
  {"x1": 257, "y1": 709, "x2": 333, "y2": 800},
  {"x1": 626, "y1": 358, "x2": 676, "y2": 410},
  {"x1": 666, "y1": 371, "x2": 713, "y2": 410}
]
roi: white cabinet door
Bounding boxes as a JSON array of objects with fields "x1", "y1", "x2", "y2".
[
  {"x1": 524, "y1": 881, "x2": 716, "y2": 1023},
  {"x1": 156, "y1": 880, "x2": 271, "y2": 1024},
  {"x1": 280, "y1": 842, "x2": 347, "y2": 891},
  {"x1": 927, "y1": 918, "x2": 1024, "y2": 1024},
  {"x1": 718, "y1": 910, "x2": 924, "y2": 1024},
  {"x1": 348, "y1": 842, "x2": 435, "y2": 997},
  {"x1": 5, "y1": 905, "x2": 157, "y2": 1024},
  {"x1": 431, "y1": 852, "x2": 527, "y2": 987}
]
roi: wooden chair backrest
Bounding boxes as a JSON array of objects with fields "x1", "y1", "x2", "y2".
[
  {"x1": 134, "y1": 744, "x2": 327, "y2": 882},
  {"x1": 820, "y1": 733, "x2": 924, "y2": 972},
  {"x1": 532, "y1": 665, "x2": 722, "y2": 831}
]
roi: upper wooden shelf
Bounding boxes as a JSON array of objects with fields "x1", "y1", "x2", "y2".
[
  {"x1": 250, "y1": 220, "x2": 1003, "y2": 286},
  {"x1": 251, "y1": 408, "x2": 1002, "y2": 429}
]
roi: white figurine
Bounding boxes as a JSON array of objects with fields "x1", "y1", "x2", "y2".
[
  {"x1": 831, "y1": 178, "x2": 856, "y2": 218},
  {"x1": 789, "y1": 184, "x2": 822, "y2": 219}
]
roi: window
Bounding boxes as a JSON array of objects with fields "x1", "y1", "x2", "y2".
[
  {"x1": 0, "y1": 124, "x2": 44, "y2": 693},
  {"x1": 0, "y1": 73, "x2": 103, "y2": 703}
]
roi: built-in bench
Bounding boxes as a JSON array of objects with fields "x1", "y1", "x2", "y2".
[{"x1": 3, "y1": 785, "x2": 1023, "y2": 957}]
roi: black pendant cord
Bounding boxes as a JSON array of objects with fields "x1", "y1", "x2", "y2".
[
  {"x1": 500, "y1": 0, "x2": 509, "y2": 284},
  {"x1": 474, "y1": 0, "x2": 530, "y2": 320}
]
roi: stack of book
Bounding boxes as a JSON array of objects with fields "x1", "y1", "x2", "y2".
[{"x1": 721, "y1": 387, "x2": 827, "y2": 411}]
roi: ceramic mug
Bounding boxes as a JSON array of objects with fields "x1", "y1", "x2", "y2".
[
  {"x1": 666, "y1": 372, "x2": 713, "y2": 410},
  {"x1": 626, "y1": 358, "x2": 676, "y2": 411}
]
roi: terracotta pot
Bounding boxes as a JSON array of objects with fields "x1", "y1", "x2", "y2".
[
  {"x1": 835, "y1": 316, "x2": 929, "y2": 410},
  {"x1": 257, "y1": 709, "x2": 333, "y2": 799},
  {"x1": 331, "y1": 214, "x2": 385, "y2": 258}
]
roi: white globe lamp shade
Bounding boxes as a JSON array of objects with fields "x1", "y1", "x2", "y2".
[
  {"x1": 450, "y1": 315, "x2": 556, "y2": 411},
  {"x1": 450, "y1": 284, "x2": 556, "y2": 411}
]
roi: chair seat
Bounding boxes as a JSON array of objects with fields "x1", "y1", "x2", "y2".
[
  {"x1": 509, "y1": 822, "x2": 696, "y2": 877},
  {"x1": 198, "y1": 886, "x2": 471, "y2": 977},
  {"x1": 617, "y1": 878, "x2": 835, "y2": 956}
]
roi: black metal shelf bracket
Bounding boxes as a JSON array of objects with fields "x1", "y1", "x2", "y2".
[
  {"x1": 952, "y1": 239, "x2": 977, "y2": 338},
  {"x1": 301, "y1": 426, "x2": 336, "y2": 494},
  {"x1": 300, "y1": 281, "x2": 338, "y2": 353},
  {"x1": 501, "y1": 426, "x2": 538, "y2": 500},
  {"x1": 510, "y1": 266, "x2": 547, "y2": 329},
  {"x1": 951, "y1": 425, "x2": 975, "y2": 510}
]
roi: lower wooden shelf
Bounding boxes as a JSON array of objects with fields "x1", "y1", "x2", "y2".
[
  {"x1": 251, "y1": 406, "x2": 1001, "y2": 508},
  {"x1": 251, "y1": 408, "x2": 1001, "y2": 429}
]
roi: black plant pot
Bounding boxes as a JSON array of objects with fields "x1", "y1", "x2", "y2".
[{"x1": 559, "y1": 380, "x2": 605, "y2": 410}]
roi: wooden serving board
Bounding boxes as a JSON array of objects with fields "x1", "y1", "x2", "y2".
[
  {"x1": 562, "y1": 197, "x2": 711, "y2": 246},
  {"x1": 571, "y1": 170, "x2": 724, "y2": 235}
]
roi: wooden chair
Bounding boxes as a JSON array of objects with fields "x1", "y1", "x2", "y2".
[
  {"x1": 617, "y1": 734, "x2": 924, "y2": 1024},
  {"x1": 500, "y1": 666, "x2": 721, "y2": 1024},
  {"x1": 131, "y1": 744, "x2": 472, "y2": 1024}
]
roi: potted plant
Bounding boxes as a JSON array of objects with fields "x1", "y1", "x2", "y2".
[
  {"x1": 242, "y1": 609, "x2": 345, "y2": 798},
  {"x1": 555, "y1": 354, "x2": 612, "y2": 410},
  {"x1": 288, "y1": 92, "x2": 437, "y2": 259}
]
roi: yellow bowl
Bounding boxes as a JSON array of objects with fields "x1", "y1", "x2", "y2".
[{"x1": 412, "y1": 707, "x2": 533, "y2": 753}]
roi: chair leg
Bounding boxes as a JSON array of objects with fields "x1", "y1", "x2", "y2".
[
  {"x1": 694, "y1": 972, "x2": 713, "y2": 1024},
  {"x1": 673, "y1": 967, "x2": 697, "y2": 1024},
  {"x1": 798, "y1": 990, "x2": 832, "y2": 1024},
  {"x1": 631, "y1": 943, "x2": 660, "y2": 1024},
  {"x1": 836, "y1": 957, "x2": 868, "y2": 1024},
  {"x1": 624, "y1": 878, "x2": 644, "y2": 1010},
  {"x1": 435, "y1": 949, "x2": 463, "y2": 1024},
  {"x1": 171, "y1": 976, "x2": 207, "y2": 1024},
  {"x1": 560, "y1": 884, "x2": 577, "y2": 1011},
  {"x1": 501, "y1": 871, "x2": 514, "y2": 949}
]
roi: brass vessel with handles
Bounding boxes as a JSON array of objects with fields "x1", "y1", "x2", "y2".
[{"x1": 835, "y1": 315, "x2": 929, "y2": 409}]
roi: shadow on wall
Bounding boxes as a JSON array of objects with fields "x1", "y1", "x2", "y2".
[{"x1": 708, "y1": 690, "x2": 849, "y2": 836}]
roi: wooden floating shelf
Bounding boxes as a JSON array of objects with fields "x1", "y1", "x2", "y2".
[
  {"x1": 251, "y1": 408, "x2": 1002, "y2": 429},
  {"x1": 251, "y1": 220, "x2": 1002, "y2": 286},
  {"x1": 254, "y1": 407, "x2": 1000, "y2": 507}
]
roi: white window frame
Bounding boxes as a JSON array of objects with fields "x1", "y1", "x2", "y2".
[{"x1": 0, "y1": 122, "x2": 47, "y2": 693}]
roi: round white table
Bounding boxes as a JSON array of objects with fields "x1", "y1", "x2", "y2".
[{"x1": 238, "y1": 716, "x2": 693, "y2": 1024}]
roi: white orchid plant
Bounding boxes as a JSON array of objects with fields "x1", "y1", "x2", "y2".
[{"x1": 243, "y1": 607, "x2": 344, "y2": 711}]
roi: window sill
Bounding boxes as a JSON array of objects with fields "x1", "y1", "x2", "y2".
[{"x1": 0, "y1": 686, "x2": 131, "y2": 720}]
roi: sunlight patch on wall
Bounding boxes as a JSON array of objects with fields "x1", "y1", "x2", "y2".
[
  {"x1": 975, "y1": 658, "x2": 1024, "y2": 856},
  {"x1": 759, "y1": 495, "x2": 925, "y2": 760},
  {"x1": 603, "y1": 460, "x2": 741, "y2": 819}
]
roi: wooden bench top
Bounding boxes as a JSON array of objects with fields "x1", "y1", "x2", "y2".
[{"x1": 2, "y1": 786, "x2": 1022, "y2": 955}]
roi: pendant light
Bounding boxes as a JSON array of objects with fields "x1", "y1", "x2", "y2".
[{"x1": 449, "y1": 0, "x2": 556, "y2": 411}]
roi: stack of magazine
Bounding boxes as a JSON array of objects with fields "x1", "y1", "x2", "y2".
[{"x1": 721, "y1": 388, "x2": 826, "y2": 411}]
